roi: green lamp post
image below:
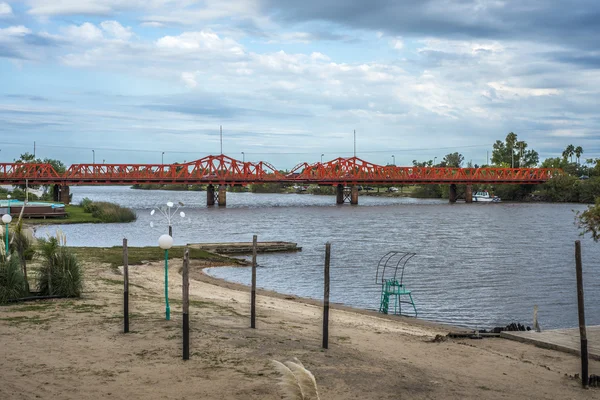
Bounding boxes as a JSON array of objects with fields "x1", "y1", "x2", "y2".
[
  {"x1": 2, "y1": 213, "x2": 11, "y2": 255},
  {"x1": 158, "y1": 233, "x2": 174, "y2": 320}
]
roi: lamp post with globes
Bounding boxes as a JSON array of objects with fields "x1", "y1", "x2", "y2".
[
  {"x1": 158, "y1": 234, "x2": 173, "y2": 320},
  {"x1": 2, "y1": 213, "x2": 11, "y2": 254},
  {"x1": 150, "y1": 201, "x2": 187, "y2": 321}
]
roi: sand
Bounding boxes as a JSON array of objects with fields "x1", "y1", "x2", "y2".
[{"x1": 1, "y1": 258, "x2": 598, "y2": 399}]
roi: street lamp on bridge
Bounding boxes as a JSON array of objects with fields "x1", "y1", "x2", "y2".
[
  {"x1": 392, "y1": 155, "x2": 395, "y2": 165},
  {"x1": 434, "y1": 156, "x2": 437, "y2": 166},
  {"x1": 241, "y1": 152, "x2": 245, "y2": 163},
  {"x1": 162, "y1": 152, "x2": 165, "y2": 165},
  {"x1": 92, "y1": 150, "x2": 95, "y2": 165},
  {"x1": 321, "y1": 154, "x2": 324, "y2": 163}
]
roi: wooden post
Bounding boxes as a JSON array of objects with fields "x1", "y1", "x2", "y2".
[
  {"x1": 182, "y1": 247, "x2": 190, "y2": 360},
  {"x1": 323, "y1": 242, "x2": 331, "y2": 349},
  {"x1": 123, "y1": 238, "x2": 129, "y2": 333},
  {"x1": 47, "y1": 264, "x2": 52, "y2": 295},
  {"x1": 251, "y1": 235, "x2": 257, "y2": 329},
  {"x1": 575, "y1": 240, "x2": 588, "y2": 388}
]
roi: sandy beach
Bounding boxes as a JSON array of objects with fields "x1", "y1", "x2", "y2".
[{"x1": 1, "y1": 257, "x2": 598, "y2": 399}]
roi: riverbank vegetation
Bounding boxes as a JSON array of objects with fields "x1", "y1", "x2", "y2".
[
  {"x1": 0, "y1": 230, "x2": 83, "y2": 303},
  {"x1": 80, "y1": 198, "x2": 136, "y2": 223}
]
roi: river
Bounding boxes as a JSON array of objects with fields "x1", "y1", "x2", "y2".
[{"x1": 35, "y1": 186, "x2": 600, "y2": 330}]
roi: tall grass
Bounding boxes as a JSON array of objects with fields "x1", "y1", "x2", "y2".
[
  {"x1": 80, "y1": 198, "x2": 136, "y2": 223},
  {"x1": 0, "y1": 255, "x2": 29, "y2": 303},
  {"x1": 37, "y1": 236, "x2": 83, "y2": 297}
]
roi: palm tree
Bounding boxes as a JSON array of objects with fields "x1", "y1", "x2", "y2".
[
  {"x1": 575, "y1": 146, "x2": 583, "y2": 165},
  {"x1": 563, "y1": 144, "x2": 575, "y2": 163}
]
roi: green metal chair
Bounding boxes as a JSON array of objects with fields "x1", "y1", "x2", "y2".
[{"x1": 376, "y1": 252, "x2": 418, "y2": 317}]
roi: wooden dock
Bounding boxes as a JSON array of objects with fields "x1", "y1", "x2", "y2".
[
  {"x1": 501, "y1": 326, "x2": 600, "y2": 360},
  {"x1": 187, "y1": 241, "x2": 301, "y2": 254}
]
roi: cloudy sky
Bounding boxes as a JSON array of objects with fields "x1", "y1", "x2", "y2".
[{"x1": 0, "y1": 0, "x2": 599, "y2": 168}]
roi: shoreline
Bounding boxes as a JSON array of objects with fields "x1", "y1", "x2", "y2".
[
  {"x1": 196, "y1": 262, "x2": 469, "y2": 334},
  {"x1": 1, "y1": 256, "x2": 598, "y2": 399}
]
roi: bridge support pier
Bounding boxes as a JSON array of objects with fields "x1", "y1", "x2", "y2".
[
  {"x1": 207, "y1": 184, "x2": 215, "y2": 206},
  {"x1": 53, "y1": 184, "x2": 60, "y2": 202},
  {"x1": 449, "y1": 184, "x2": 457, "y2": 203},
  {"x1": 350, "y1": 185, "x2": 359, "y2": 205},
  {"x1": 465, "y1": 184, "x2": 473, "y2": 203},
  {"x1": 218, "y1": 185, "x2": 227, "y2": 207},
  {"x1": 53, "y1": 184, "x2": 70, "y2": 205},
  {"x1": 336, "y1": 184, "x2": 344, "y2": 204}
]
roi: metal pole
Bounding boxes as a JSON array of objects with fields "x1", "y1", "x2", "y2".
[
  {"x1": 242, "y1": 152, "x2": 245, "y2": 163},
  {"x1": 4, "y1": 223, "x2": 8, "y2": 254},
  {"x1": 123, "y1": 238, "x2": 129, "y2": 333},
  {"x1": 162, "y1": 152, "x2": 164, "y2": 165},
  {"x1": 251, "y1": 234, "x2": 257, "y2": 328},
  {"x1": 486, "y1": 150, "x2": 489, "y2": 166},
  {"x1": 575, "y1": 240, "x2": 588, "y2": 388},
  {"x1": 323, "y1": 242, "x2": 331, "y2": 349},
  {"x1": 182, "y1": 247, "x2": 190, "y2": 360},
  {"x1": 165, "y1": 249, "x2": 170, "y2": 321},
  {"x1": 93, "y1": 150, "x2": 95, "y2": 165}
]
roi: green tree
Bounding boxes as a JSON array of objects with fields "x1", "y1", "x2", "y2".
[
  {"x1": 576, "y1": 198, "x2": 600, "y2": 241},
  {"x1": 440, "y1": 152, "x2": 464, "y2": 168},
  {"x1": 574, "y1": 146, "x2": 583, "y2": 165},
  {"x1": 492, "y1": 132, "x2": 539, "y2": 167},
  {"x1": 562, "y1": 144, "x2": 575, "y2": 162}
]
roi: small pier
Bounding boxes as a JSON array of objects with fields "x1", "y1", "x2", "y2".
[
  {"x1": 187, "y1": 241, "x2": 301, "y2": 254},
  {"x1": 501, "y1": 326, "x2": 600, "y2": 360}
]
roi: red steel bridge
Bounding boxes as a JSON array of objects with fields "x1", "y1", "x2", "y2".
[{"x1": 0, "y1": 154, "x2": 561, "y2": 206}]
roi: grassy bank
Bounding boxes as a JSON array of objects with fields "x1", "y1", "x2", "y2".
[{"x1": 23, "y1": 201, "x2": 136, "y2": 225}]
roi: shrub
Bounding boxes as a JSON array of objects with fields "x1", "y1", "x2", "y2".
[
  {"x1": 37, "y1": 236, "x2": 83, "y2": 297},
  {"x1": 79, "y1": 198, "x2": 136, "y2": 223},
  {"x1": 0, "y1": 255, "x2": 29, "y2": 303},
  {"x1": 80, "y1": 197, "x2": 96, "y2": 213},
  {"x1": 90, "y1": 201, "x2": 136, "y2": 223}
]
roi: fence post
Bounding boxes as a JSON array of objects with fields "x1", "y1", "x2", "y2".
[
  {"x1": 123, "y1": 238, "x2": 129, "y2": 333},
  {"x1": 182, "y1": 247, "x2": 190, "y2": 360},
  {"x1": 323, "y1": 242, "x2": 331, "y2": 349},
  {"x1": 575, "y1": 240, "x2": 588, "y2": 388},
  {"x1": 251, "y1": 235, "x2": 257, "y2": 329}
]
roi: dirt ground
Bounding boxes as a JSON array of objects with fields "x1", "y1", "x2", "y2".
[{"x1": 1, "y1": 258, "x2": 598, "y2": 400}]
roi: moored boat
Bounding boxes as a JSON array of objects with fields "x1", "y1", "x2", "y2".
[{"x1": 472, "y1": 191, "x2": 501, "y2": 203}]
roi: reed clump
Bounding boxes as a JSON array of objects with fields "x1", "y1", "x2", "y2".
[
  {"x1": 37, "y1": 233, "x2": 83, "y2": 298},
  {"x1": 0, "y1": 254, "x2": 29, "y2": 303},
  {"x1": 80, "y1": 198, "x2": 136, "y2": 223}
]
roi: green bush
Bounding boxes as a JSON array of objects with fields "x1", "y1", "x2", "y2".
[
  {"x1": 37, "y1": 237, "x2": 83, "y2": 297},
  {"x1": 90, "y1": 201, "x2": 136, "y2": 222},
  {"x1": 79, "y1": 198, "x2": 136, "y2": 222},
  {"x1": 0, "y1": 255, "x2": 29, "y2": 303}
]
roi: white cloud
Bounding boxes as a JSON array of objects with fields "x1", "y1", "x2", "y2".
[
  {"x1": 181, "y1": 72, "x2": 197, "y2": 88},
  {"x1": 62, "y1": 22, "x2": 104, "y2": 42},
  {"x1": 156, "y1": 30, "x2": 244, "y2": 56},
  {"x1": 100, "y1": 20, "x2": 133, "y2": 40},
  {"x1": 0, "y1": 26, "x2": 32, "y2": 37},
  {"x1": 391, "y1": 37, "x2": 404, "y2": 50},
  {"x1": 0, "y1": 2, "x2": 12, "y2": 18},
  {"x1": 488, "y1": 82, "x2": 561, "y2": 97},
  {"x1": 140, "y1": 21, "x2": 165, "y2": 28}
]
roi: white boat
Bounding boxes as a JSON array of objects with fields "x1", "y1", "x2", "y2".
[{"x1": 472, "y1": 191, "x2": 501, "y2": 203}]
